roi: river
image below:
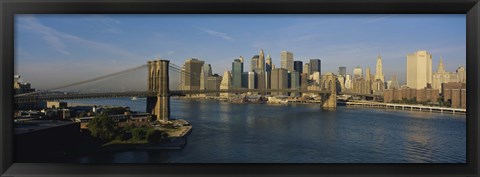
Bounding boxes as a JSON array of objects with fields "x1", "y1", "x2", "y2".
[{"x1": 65, "y1": 97, "x2": 466, "y2": 163}]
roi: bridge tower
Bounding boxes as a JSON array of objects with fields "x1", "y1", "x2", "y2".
[
  {"x1": 147, "y1": 60, "x2": 170, "y2": 122},
  {"x1": 321, "y1": 72, "x2": 337, "y2": 108}
]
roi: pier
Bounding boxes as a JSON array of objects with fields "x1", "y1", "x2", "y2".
[{"x1": 346, "y1": 101, "x2": 466, "y2": 114}]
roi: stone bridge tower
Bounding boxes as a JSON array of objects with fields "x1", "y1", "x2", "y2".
[
  {"x1": 147, "y1": 60, "x2": 170, "y2": 122},
  {"x1": 321, "y1": 72, "x2": 337, "y2": 108}
]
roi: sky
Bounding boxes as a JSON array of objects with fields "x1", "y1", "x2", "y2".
[{"x1": 15, "y1": 14, "x2": 466, "y2": 91}]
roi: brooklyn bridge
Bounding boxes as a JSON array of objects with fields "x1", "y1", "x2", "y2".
[{"x1": 14, "y1": 59, "x2": 382, "y2": 122}]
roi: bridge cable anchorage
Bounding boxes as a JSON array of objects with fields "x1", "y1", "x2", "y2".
[{"x1": 15, "y1": 64, "x2": 148, "y2": 97}]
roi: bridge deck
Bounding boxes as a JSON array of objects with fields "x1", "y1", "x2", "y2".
[{"x1": 14, "y1": 89, "x2": 381, "y2": 103}]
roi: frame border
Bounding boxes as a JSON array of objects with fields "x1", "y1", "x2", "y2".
[{"x1": 1, "y1": 0, "x2": 479, "y2": 176}]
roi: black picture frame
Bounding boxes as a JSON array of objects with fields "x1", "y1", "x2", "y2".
[{"x1": 1, "y1": 0, "x2": 479, "y2": 176}]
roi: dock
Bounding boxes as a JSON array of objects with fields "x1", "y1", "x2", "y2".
[{"x1": 346, "y1": 101, "x2": 466, "y2": 114}]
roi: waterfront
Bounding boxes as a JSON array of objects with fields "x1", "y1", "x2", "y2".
[{"x1": 66, "y1": 97, "x2": 466, "y2": 163}]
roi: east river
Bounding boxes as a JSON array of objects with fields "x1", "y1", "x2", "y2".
[{"x1": 65, "y1": 97, "x2": 466, "y2": 163}]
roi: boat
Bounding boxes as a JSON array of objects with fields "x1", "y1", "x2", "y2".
[{"x1": 131, "y1": 96, "x2": 138, "y2": 101}]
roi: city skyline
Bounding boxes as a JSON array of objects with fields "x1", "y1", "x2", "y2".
[{"x1": 15, "y1": 14, "x2": 466, "y2": 90}]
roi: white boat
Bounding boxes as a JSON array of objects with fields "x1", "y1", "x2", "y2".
[{"x1": 131, "y1": 96, "x2": 138, "y2": 101}]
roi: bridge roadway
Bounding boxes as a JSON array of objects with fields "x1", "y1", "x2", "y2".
[{"x1": 13, "y1": 89, "x2": 382, "y2": 103}]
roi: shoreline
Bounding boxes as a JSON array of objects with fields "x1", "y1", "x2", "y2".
[
  {"x1": 346, "y1": 101, "x2": 466, "y2": 115},
  {"x1": 63, "y1": 96, "x2": 467, "y2": 116}
]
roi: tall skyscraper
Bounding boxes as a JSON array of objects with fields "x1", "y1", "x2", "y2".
[
  {"x1": 407, "y1": 50, "x2": 432, "y2": 89},
  {"x1": 293, "y1": 61, "x2": 303, "y2": 73},
  {"x1": 206, "y1": 74, "x2": 222, "y2": 97},
  {"x1": 232, "y1": 58, "x2": 243, "y2": 89},
  {"x1": 345, "y1": 74, "x2": 352, "y2": 89},
  {"x1": 374, "y1": 55, "x2": 385, "y2": 82},
  {"x1": 199, "y1": 63, "x2": 212, "y2": 90},
  {"x1": 271, "y1": 68, "x2": 288, "y2": 95},
  {"x1": 266, "y1": 53, "x2": 272, "y2": 72},
  {"x1": 290, "y1": 71, "x2": 300, "y2": 96},
  {"x1": 258, "y1": 49, "x2": 265, "y2": 72},
  {"x1": 337, "y1": 75, "x2": 346, "y2": 92},
  {"x1": 247, "y1": 72, "x2": 256, "y2": 90},
  {"x1": 338, "y1": 66, "x2": 346, "y2": 77},
  {"x1": 309, "y1": 59, "x2": 321, "y2": 75},
  {"x1": 254, "y1": 68, "x2": 265, "y2": 90},
  {"x1": 181, "y1": 58, "x2": 205, "y2": 91},
  {"x1": 281, "y1": 51, "x2": 294, "y2": 72},
  {"x1": 251, "y1": 55, "x2": 259, "y2": 72},
  {"x1": 390, "y1": 74, "x2": 399, "y2": 89},
  {"x1": 303, "y1": 63, "x2": 310, "y2": 76},
  {"x1": 365, "y1": 67, "x2": 371, "y2": 81},
  {"x1": 220, "y1": 70, "x2": 232, "y2": 98},
  {"x1": 353, "y1": 66, "x2": 363, "y2": 79},
  {"x1": 241, "y1": 72, "x2": 249, "y2": 88}
]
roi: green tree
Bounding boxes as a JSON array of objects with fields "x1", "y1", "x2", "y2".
[
  {"x1": 147, "y1": 130, "x2": 166, "y2": 144},
  {"x1": 88, "y1": 114, "x2": 117, "y2": 140},
  {"x1": 131, "y1": 127, "x2": 148, "y2": 141}
]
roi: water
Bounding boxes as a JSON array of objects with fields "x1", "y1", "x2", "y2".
[{"x1": 65, "y1": 97, "x2": 466, "y2": 163}]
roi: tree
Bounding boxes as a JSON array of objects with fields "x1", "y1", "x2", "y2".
[
  {"x1": 131, "y1": 127, "x2": 148, "y2": 141},
  {"x1": 88, "y1": 114, "x2": 117, "y2": 140},
  {"x1": 147, "y1": 130, "x2": 167, "y2": 144}
]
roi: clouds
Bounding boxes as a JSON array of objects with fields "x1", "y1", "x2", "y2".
[
  {"x1": 18, "y1": 15, "x2": 136, "y2": 59},
  {"x1": 363, "y1": 14, "x2": 397, "y2": 24},
  {"x1": 16, "y1": 15, "x2": 465, "y2": 90},
  {"x1": 196, "y1": 27, "x2": 233, "y2": 41},
  {"x1": 19, "y1": 16, "x2": 71, "y2": 55}
]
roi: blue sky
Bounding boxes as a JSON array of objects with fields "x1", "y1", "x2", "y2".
[{"x1": 15, "y1": 14, "x2": 466, "y2": 90}]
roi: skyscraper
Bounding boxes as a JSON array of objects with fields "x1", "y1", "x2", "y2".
[
  {"x1": 353, "y1": 66, "x2": 363, "y2": 79},
  {"x1": 374, "y1": 55, "x2": 385, "y2": 82},
  {"x1": 271, "y1": 68, "x2": 288, "y2": 95},
  {"x1": 258, "y1": 49, "x2": 265, "y2": 72},
  {"x1": 181, "y1": 58, "x2": 205, "y2": 91},
  {"x1": 365, "y1": 67, "x2": 371, "y2": 81},
  {"x1": 390, "y1": 74, "x2": 399, "y2": 89},
  {"x1": 220, "y1": 70, "x2": 232, "y2": 98},
  {"x1": 248, "y1": 72, "x2": 256, "y2": 90},
  {"x1": 309, "y1": 59, "x2": 321, "y2": 75},
  {"x1": 265, "y1": 53, "x2": 272, "y2": 90},
  {"x1": 199, "y1": 63, "x2": 212, "y2": 90},
  {"x1": 206, "y1": 74, "x2": 222, "y2": 97},
  {"x1": 345, "y1": 74, "x2": 352, "y2": 89},
  {"x1": 232, "y1": 58, "x2": 243, "y2": 89},
  {"x1": 281, "y1": 51, "x2": 294, "y2": 72},
  {"x1": 266, "y1": 53, "x2": 272, "y2": 72},
  {"x1": 338, "y1": 66, "x2": 346, "y2": 77},
  {"x1": 242, "y1": 72, "x2": 249, "y2": 88},
  {"x1": 251, "y1": 55, "x2": 259, "y2": 72},
  {"x1": 290, "y1": 71, "x2": 300, "y2": 96},
  {"x1": 407, "y1": 50, "x2": 432, "y2": 89},
  {"x1": 303, "y1": 63, "x2": 310, "y2": 76},
  {"x1": 254, "y1": 68, "x2": 265, "y2": 90},
  {"x1": 293, "y1": 61, "x2": 303, "y2": 73}
]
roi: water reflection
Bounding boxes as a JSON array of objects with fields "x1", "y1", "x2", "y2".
[{"x1": 68, "y1": 98, "x2": 466, "y2": 163}]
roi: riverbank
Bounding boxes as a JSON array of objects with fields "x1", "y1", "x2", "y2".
[{"x1": 346, "y1": 100, "x2": 466, "y2": 114}]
